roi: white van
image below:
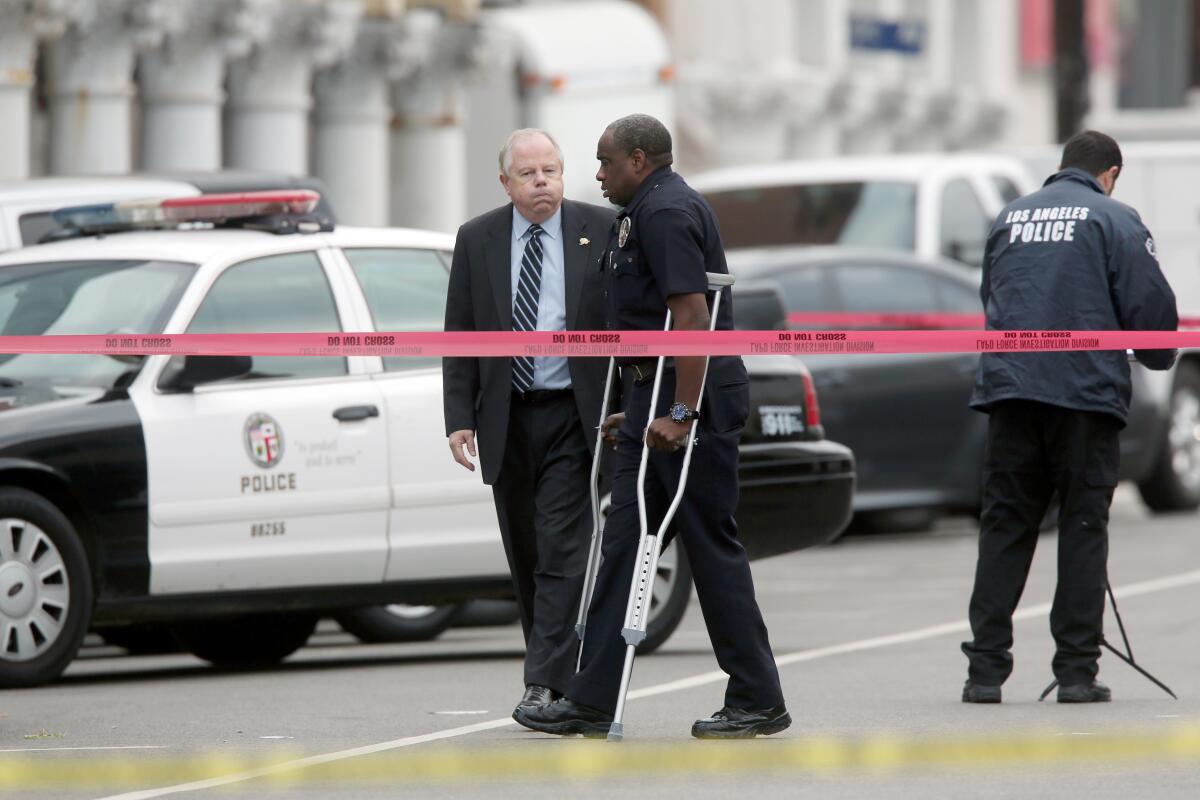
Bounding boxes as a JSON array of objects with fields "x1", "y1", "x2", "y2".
[
  {"x1": 689, "y1": 153, "x2": 1037, "y2": 269},
  {"x1": 465, "y1": 0, "x2": 673, "y2": 215}
]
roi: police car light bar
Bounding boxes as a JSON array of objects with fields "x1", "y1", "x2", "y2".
[{"x1": 50, "y1": 190, "x2": 323, "y2": 237}]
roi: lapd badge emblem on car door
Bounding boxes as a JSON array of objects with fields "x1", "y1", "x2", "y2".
[
  {"x1": 618, "y1": 217, "x2": 631, "y2": 248},
  {"x1": 245, "y1": 413, "x2": 284, "y2": 468}
]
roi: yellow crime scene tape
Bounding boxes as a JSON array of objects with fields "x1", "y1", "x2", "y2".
[{"x1": 3, "y1": 724, "x2": 1200, "y2": 790}]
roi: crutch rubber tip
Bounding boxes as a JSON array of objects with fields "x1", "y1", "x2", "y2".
[{"x1": 606, "y1": 723, "x2": 624, "y2": 742}]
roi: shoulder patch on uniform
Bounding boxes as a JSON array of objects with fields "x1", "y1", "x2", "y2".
[{"x1": 1146, "y1": 237, "x2": 1157, "y2": 259}]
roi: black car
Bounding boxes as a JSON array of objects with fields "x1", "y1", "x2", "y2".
[{"x1": 728, "y1": 247, "x2": 1183, "y2": 530}]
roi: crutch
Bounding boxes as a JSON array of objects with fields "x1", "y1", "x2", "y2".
[
  {"x1": 575, "y1": 356, "x2": 616, "y2": 669},
  {"x1": 607, "y1": 271, "x2": 734, "y2": 742}
]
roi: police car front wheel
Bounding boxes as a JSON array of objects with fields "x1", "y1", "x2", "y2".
[
  {"x1": 170, "y1": 613, "x2": 317, "y2": 669},
  {"x1": 0, "y1": 488, "x2": 94, "y2": 688}
]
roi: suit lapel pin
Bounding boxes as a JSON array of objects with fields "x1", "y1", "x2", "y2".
[{"x1": 579, "y1": 237, "x2": 589, "y2": 246}]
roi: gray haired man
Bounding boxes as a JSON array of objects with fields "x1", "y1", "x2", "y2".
[{"x1": 443, "y1": 129, "x2": 616, "y2": 716}]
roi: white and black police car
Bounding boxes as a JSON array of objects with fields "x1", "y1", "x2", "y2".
[{"x1": 0, "y1": 190, "x2": 851, "y2": 687}]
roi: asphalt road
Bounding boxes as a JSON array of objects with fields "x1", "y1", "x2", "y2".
[{"x1": 5, "y1": 485, "x2": 1200, "y2": 799}]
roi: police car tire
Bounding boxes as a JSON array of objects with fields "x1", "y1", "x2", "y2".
[
  {"x1": 0, "y1": 488, "x2": 93, "y2": 689},
  {"x1": 1139, "y1": 363, "x2": 1200, "y2": 513},
  {"x1": 170, "y1": 613, "x2": 317, "y2": 668},
  {"x1": 334, "y1": 603, "x2": 464, "y2": 643},
  {"x1": 97, "y1": 623, "x2": 182, "y2": 655},
  {"x1": 637, "y1": 539, "x2": 691, "y2": 655}
]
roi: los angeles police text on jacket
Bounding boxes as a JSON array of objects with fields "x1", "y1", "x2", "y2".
[{"x1": 1005, "y1": 205, "x2": 1090, "y2": 244}]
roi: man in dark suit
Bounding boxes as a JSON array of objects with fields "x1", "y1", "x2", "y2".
[{"x1": 443, "y1": 128, "x2": 615, "y2": 717}]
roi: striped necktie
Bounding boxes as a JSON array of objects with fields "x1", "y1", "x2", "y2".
[{"x1": 511, "y1": 223, "x2": 544, "y2": 394}]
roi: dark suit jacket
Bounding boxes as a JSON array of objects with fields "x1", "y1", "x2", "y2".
[{"x1": 443, "y1": 199, "x2": 616, "y2": 485}]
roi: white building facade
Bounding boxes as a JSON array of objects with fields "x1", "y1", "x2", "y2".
[{"x1": 0, "y1": 1, "x2": 1193, "y2": 229}]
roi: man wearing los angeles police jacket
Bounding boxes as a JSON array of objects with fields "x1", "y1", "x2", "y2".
[{"x1": 961, "y1": 130, "x2": 1178, "y2": 704}]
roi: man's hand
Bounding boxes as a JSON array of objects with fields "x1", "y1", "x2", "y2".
[
  {"x1": 645, "y1": 416, "x2": 693, "y2": 452},
  {"x1": 448, "y1": 429, "x2": 477, "y2": 471},
  {"x1": 600, "y1": 412, "x2": 625, "y2": 449}
]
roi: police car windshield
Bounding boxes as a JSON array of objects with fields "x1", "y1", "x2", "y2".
[
  {"x1": 0, "y1": 259, "x2": 195, "y2": 392},
  {"x1": 704, "y1": 181, "x2": 917, "y2": 252}
]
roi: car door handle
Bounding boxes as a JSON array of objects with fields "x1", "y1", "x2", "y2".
[{"x1": 333, "y1": 405, "x2": 379, "y2": 422}]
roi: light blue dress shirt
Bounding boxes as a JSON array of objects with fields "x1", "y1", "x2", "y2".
[{"x1": 511, "y1": 206, "x2": 570, "y2": 390}]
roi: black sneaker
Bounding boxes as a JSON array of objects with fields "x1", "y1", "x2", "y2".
[
  {"x1": 1057, "y1": 681, "x2": 1111, "y2": 703},
  {"x1": 691, "y1": 705, "x2": 792, "y2": 739},
  {"x1": 962, "y1": 681, "x2": 1002, "y2": 703}
]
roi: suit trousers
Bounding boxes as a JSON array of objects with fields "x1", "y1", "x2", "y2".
[
  {"x1": 963, "y1": 399, "x2": 1120, "y2": 686},
  {"x1": 491, "y1": 393, "x2": 591, "y2": 693},
  {"x1": 567, "y1": 371, "x2": 784, "y2": 714}
]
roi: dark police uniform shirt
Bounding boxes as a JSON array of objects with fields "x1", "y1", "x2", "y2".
[
  {"x1": 970, "y1": 167, "x2": 1178, "y2": 425},
  {"x1": 604, "y1": 165, "x2": 746, "y2": 387}
]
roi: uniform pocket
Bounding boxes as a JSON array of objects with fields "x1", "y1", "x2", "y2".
[
  {"x1": 705, "y1": 381, "x2": 749, "y2": 434},
  {"x1": 1083, "y1": 415, "x2": 1121, "y2": 488},
  {"x1": 611, "y1": 246, "x2": 645, "y2": 319}
]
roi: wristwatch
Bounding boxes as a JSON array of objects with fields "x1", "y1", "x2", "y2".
[{"x1": 668, "y1": 401, "x2": 700, "y2": 423}]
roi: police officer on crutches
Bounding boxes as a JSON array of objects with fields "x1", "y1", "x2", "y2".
[{"x1": 514, "y1": 114, "x2": 790, "y2": 739}]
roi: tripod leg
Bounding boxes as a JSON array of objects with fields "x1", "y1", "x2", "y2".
[
  {"x1": 1106, "y1": 581, "x2": 1134, "y2": 661},
  {"x1": 1100, "y1": 639, "x2": 1177, "y2": 699},
  {"x1": 1100, "y1": 582, "x2": 1177, "y2": 699},
  {"x1": 1041, "y1": 582, "x2": 1177, "y2": 700}
]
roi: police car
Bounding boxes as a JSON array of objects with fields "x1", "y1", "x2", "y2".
[{"x1": 0, "y1": 191, "x2": 851, "y2": 688}]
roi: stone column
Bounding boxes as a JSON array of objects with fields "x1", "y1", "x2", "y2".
[
  {"x1": 313, "y1": 12, "x2": 411, "y2": 226},
  {"x1": 224, "y1": 0, "x2": 362, "y2": 175},
  {"x1": 138, "y1": 0, "x2": 277, "y2": 172},
  {"x1": 0, "y1": 0, "x2": 83, "y2": 178},
  {"x1": 45, "y1": 0, "x2": 172, "y2": 175},
  {"x1": 389, "y1": 13, "x2": 471, "y2": 233}
]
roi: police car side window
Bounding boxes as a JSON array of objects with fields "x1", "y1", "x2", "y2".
[
  {"x1": 344, "y1": 248, "x2": 448, "y2": 372},
  {"x1": 940, "y1": 179, "x2": 989, "y2": 266},
  {"x1": 186, "y1": 251, "x2": 346, "y2": 381},
  {"x1": 834, "y1": 264, "x2": 938, "y2": 313}
]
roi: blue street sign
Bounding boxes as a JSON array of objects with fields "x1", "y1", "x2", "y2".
[{"x1": 850, "y1": 15, "x2": 926, "y2": 55}]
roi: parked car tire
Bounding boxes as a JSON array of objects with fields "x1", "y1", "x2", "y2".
[
  {"x1": 0, "y1": 488, "x2": 93, "y2": 688},
  {"x1": 335, "y1": 604, "x2": 464, "y2": 643},
  {"x1": 98, "y1": 623, "x2": 181, "y2": 655},
  {"x1": 852, "y1": 508, "x2": 937, "y2": 535},
  {"x1": 453, "y1": 599, "x2": 521, "y2": 628},
  {"x1": 1138, "y1": 362, "x2": 1200, "y2": 512},
  {"x1": 171, "y1": 613, "x2": 317, "y2": 668}
]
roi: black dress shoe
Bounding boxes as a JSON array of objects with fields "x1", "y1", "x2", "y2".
[
  {"x1": 514, "y1": 684, "x2": 555, "y2": 716},
  {"x1": 1057, "y1": 681, "x2": 1111, "y2": 703},
  {"x1": 691, "y1": 705, "x2": 792, "y2": 739},
  {"x1": 962, "y1": 681, "x2": 1002, "y2": 703},
  {"x1": 513, "y1": 697, "x2": 613, "y2": 738}
]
